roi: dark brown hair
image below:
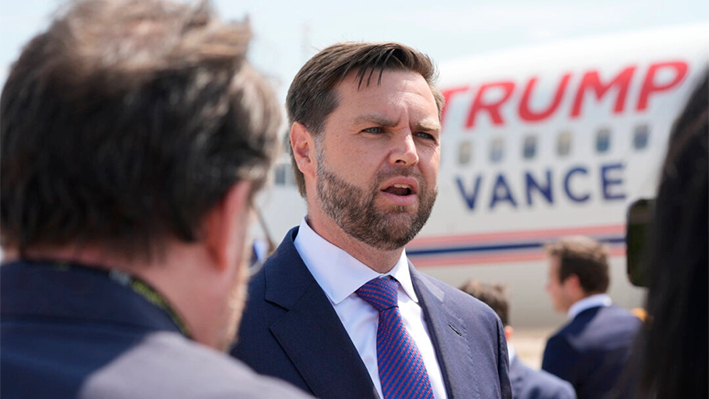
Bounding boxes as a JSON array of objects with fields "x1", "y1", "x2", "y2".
[
  {"x1": 634, "y1": 71, "x2": 708, "y2": 399},
  {"x1": 285, "y1": 41, "x2": 444, "y2": 196},
  {"x1": 0, "y1": 0, "x2": 281, "y2": 259},
  {"x1": 459, "y1": 280, "x2": 510, "y2": 326},
  {"x1": 545, "y1": 236, "x2": 610, "y2": 294}
]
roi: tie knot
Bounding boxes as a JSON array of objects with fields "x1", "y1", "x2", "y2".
[{"x1": 356, "y1": 277, "x2": 399, "y2": 312}]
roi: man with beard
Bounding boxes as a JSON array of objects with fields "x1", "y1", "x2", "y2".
[
  {"x1": 0, "y1": 1, "x2": 313, "y2": 398},
  {"x1": 231, "y1": 42, "x2": 512, "y2": 399}
]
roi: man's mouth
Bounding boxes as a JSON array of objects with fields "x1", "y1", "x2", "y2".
[
  {"x1": 379, "y1": 178, "x2": 419, "y2": 207},
  {"x1": 383, "y1": 183, "x2": 413, "y2": 196}
]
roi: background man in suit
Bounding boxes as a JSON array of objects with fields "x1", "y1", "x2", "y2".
[
  {"x1": 0, "y1": 1, "x2": 312, "y2": 398},
  {"x1": 460, "y1": 280, "x2": 576, "y2": 399},
  {"x1": 542, "y1": 236, "x2": 641, "y2": 399},
  {"x1": 231, "y1": 42, "x2": 512, "y2": 399}
]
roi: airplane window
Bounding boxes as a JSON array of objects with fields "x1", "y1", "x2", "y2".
[
  {"x1": 596, "y1": 128, "x2": 611, "y2": 153},
  {"x1": 633, "y1": 125, "x2": 649, "y2": 150},
  {"x1": 557, "y1": 131, "x2": 571, "y2": 156},
  {"x1": 490, "y1": 137, "x2": 504, "y2": 163},
  {"x1": 459, "y1": 141, "x2": 473, "y2": 165},
  {"x1": 523, "y1": 135, "x2": 537, "y2": 160}
]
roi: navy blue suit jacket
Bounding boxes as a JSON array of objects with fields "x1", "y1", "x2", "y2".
[
  {"x1": 541, "y1": 305, "x2": 641, "y2": 399},
  {"x1": 231, "y1": 227, "x2": 512, "y2": 399},
  {"x1": 509, "y1": 356, "x2": 576, "y2": 399},
  {"x1": 1, "y1": 261, "x2": 311, "y2": 399}
]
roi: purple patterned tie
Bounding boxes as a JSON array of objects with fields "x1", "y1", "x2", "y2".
[{"x1": 356, "y1": 277, "x2": 435, "y2": 399}]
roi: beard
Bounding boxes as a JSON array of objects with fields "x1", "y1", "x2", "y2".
[{"x1": 315, "y1": 154, "x2": 437, "y2": 251}]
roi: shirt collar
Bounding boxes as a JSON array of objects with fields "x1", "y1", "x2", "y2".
[
  {"x1": 294, "y1": 217, "x2": 419, "y2": 305},
  {"x1": 568, "y1": 293, "x2": 612, "y2": 319},
  {"x1": 507, "y1": 343, "x2": 516, "y2": 364}
]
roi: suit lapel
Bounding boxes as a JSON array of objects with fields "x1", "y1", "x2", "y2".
[
  {"x1": 411, "y1": 266, "x2": 480, "y2": 399},
  {"x1": 264, "y1": 228, "x2": 379, "y2": 399}
]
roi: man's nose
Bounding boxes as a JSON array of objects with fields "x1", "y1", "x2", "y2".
[{"x1": 390, "y1": 131, "x2": 419, "y2": 166}]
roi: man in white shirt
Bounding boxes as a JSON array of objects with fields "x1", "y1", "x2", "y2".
[
  {"x1": 231, "y1": 42, "x2": 512, "y2": 399},
  {"x1": 542, "y1": 236, "x2": 641, "y2": 399}
]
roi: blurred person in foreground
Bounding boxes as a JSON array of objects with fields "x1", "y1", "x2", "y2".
[
  {"x1": 460, "y1": 280, "x2": 576, "y2": 399},
  {"x1": 630, "y1": 71, "x2": 708, "y2": 398},
  {"x1": 0, "y1": 1, "x2": 312, "y2": 398},
  {"x1": 542, "y1": 237, "x2": 641, "y2": 399},
  {"x1": 231, "y1": 42, "x2": 512, "y2": 399}
]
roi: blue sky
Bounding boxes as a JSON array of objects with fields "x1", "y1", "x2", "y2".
[{"x1": 1, "y1": 0, "x2": 708, "y2": 101}]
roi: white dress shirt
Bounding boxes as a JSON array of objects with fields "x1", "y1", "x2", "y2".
[
  {"x1": 567, "y1": 293, "x2": 612, "y2": 320},
  {"x1": 507, "y1": 343, "x2": 516, "y2": 365},
  {"x1": 294, "y1": 218, "x2": 448, "y2": 399}
]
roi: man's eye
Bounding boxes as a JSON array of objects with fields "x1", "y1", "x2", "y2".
[
  {"x1": 363, "y1": 127, "x2": 384, "y2": 134},
  {"x1": 415, "y1": 132, "x2": 436, "y2": 141}
]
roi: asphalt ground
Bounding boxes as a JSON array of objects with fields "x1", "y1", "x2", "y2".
[{"x1": 509, "y1": 327, "x2": 556, "y2": 370}]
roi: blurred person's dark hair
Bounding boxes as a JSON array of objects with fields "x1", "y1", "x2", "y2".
[
  {"x1": 545, "y1": 236, "x2": 610, "y2": 294},
  {"x1": 0, "y1": 0, "x2": 281, "y2": 260},
  {"x1": 459, "y1": 280, "x2": 509, "y2": 326},
  {"x1": 285, "y1": 41, "x2": 444, "y2": 196},
  {"x1": 634, "y1": 71, "x2": 708, "y2": 399}
]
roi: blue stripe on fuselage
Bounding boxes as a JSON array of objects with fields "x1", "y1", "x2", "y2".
[{"x1": 407, "y1": 236, "x2": 625, "y2": 257}]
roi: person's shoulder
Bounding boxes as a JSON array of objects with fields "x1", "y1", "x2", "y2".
[
  {"x1": 583, "y1": 305, "x2": 642, "y2": 337},
  {"x1": 601, "y1": 305, "x2": 642, "y2": 323},
  {"x1": 533, "y1": 367, "x2": 577, "y2": 399},
  {"x1": 513, "y1": 359, "x2": 576, "y2": 399},
  {"x1": 79, "y1": 331, "x2": 312, "y2": 399}
]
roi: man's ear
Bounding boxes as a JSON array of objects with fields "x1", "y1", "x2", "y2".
[
  {"x1": 202, "y1": 181, "x2": 252, "y2": 272},
  {"x1": 291, "y1": 122, "x2": 316, "y2": 179},
  {"x1": 564, "y1": 274, "x2": 583, "y2": 293}
]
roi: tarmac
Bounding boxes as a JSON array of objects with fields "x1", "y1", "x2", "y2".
[{"x1": 509, "y1": 327, "x2": 556, "y2": 369}]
